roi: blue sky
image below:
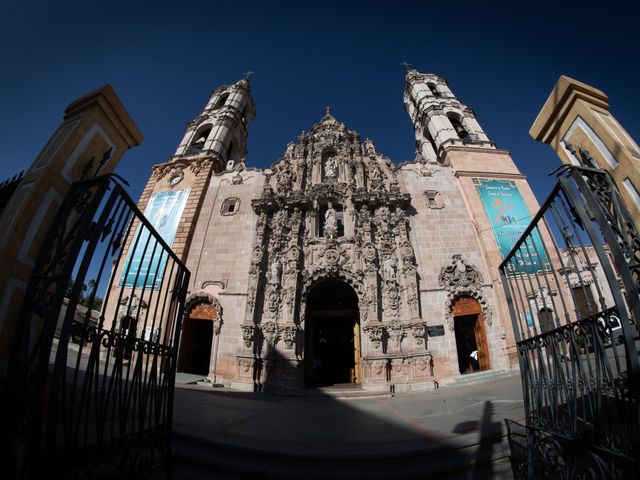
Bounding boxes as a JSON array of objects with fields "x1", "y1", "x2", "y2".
[{"x1": 1, "y1": 1, "x2": 638, "y2": 204}]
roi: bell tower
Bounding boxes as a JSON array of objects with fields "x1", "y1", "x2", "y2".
[
  {"x1": 132, "y1": 75, "x2": 256, "y2": 263},
  {"x1": 403, "y1": 67, "x2": 493, "y2": 164},
  {"x1": 173, "y1": 75, "x2": 256, "y2": 172}
]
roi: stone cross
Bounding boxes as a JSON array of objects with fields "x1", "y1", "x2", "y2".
[{"x1": 324, "y1": 106, "x2": 332, "y2": 116}]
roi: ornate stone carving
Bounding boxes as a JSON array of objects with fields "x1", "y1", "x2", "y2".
[
  {"x1": 388, "y1": 320, "x2": 406, "y2": 350},
  {"x1": 276, "y1": 161, "x2": 293, "y2": 192},
  {"x1": 280, "y1": 325, "x2": 297, "y2": 349},
  {"x1": 382, "y1": 256, "x2": 398, "y2": 281},
  {"x1": 231, "y1": 173, "x2": 243, "y2": 184},
  {"x1": 244, "y1": 110, "x2": 424, "y2": 373},
  {"x1": 191, "y1": 157, "x2": 213, "y2": 176},
  {"x1": 185, "y1": 291, "x2": 223, "y2": 321},
  {"x1": 238, "y1": 359, "x2": 252, "y2": 377},
  {"x1": 324, "y1": 155, "x2": 337, "y2": 179},
  {"x1": 382, "y1": 282, "x2": 400, "y2": 315},
  {"x1": 284, "y1": 286, "x2": 296, "y2": 314},
  {"x1": 439, "y1": 254, "x2": 482, "y2": 289},
  {"x1": 241, "y1": 325, "x2": 255, "y2": 348},
  {"x1": 153, "y1": 163, "x2": 173, "y2": 180},
  {"x1": 261, "y1": 321, "x2": 278, "y2": 344},
  {"x1": 418, "y1": 164, "x2": 434, "y2": 177},
  {"x1": 324, "y1": 202, "x2": 338, "y2": 239},
  {"x1": 414, "y1": 355, "x2": 433, "y2": 377},
  {"x1": 399, "y1": 242, "x2": 414, "y2": 262},
  {"x1": 268, "y1": 257, "x2": 283, "y2": 285},
  {"x1": 410, "y1": 322, "x2": 426, "y2": 345},
  {"x1": 362, "y1": 243, "x2": 376, "y2": 262},
  {"x1": 265, "y1": 285, "x2": 280, "y2": 315},
  {"x1": 439, "y1": 254, "x2": 491, "y2": 331},
  {"x1": 247, "y1": 287, "x2": 257, "y2": 313},
  {"x1": 364, "y1": 324, "x2": 385, "y2": 349}
]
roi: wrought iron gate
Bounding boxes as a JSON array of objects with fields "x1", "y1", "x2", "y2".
[
  {"x1": 1, "y1": 174, "x2": 190, "y2": 479},
  {"x1": 499, "y1": 149, "x2": 640, "y2": 478}
]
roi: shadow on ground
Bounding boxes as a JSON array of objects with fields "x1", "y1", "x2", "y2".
[{"x1": 169, "y1": 350, "x2": 521, "y2": 479}]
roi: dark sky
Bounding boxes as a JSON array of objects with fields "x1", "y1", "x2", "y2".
[{"x1": 1, "y1": 1, "x2": 638, "y2": 204}]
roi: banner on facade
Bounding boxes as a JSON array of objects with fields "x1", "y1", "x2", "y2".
[
  {"x1": 120, "y1": 188, "x2": 191, "y2": 288},
  {"x1": 473, "y1": 178, "x2": 549, "y2": 274}
]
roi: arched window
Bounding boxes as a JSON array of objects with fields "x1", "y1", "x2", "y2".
[
  {"x1": 226, "y1": 140, "x2": 234, "y2": 160},
  {"x1": 427, "y1": 83, "x2": 440, "y2": 97},
  {"x1": 447, "y1": 113, "x2": 468, "y2": 140},
  {"x1": 214, "y1": 92, "x2": 229, "y2": 109},
  {"x1": 423, "y1": 127, "x2": 437, "y2": 154},
  {"x1": 318, "y1": 202, "x2": 344, "y2": 238},
  {"x1": 188, "y1": 126, "x2": 211, "y2": 154}
]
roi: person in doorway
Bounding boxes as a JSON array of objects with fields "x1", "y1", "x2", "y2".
[{"x1": 469, "y1": 350, "x2": 479, "y2": 371}]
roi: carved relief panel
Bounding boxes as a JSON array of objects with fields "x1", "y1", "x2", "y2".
[{"x1": 242, "y1": 112, "x2": 427, "y2": 373}]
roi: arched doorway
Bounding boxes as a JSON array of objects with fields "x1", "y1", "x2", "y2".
[
  {"x1": 452, "y1": 296, "x2": 490, "y2": 374},
  {"x1": 178, "y1": 302, "x2": 216, "y2": 376},
  {"x1": 305, "y1": 280, "x2": 361, "y2": 387}
]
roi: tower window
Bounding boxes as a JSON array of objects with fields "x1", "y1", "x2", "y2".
[
  {"x1": 221, "y1": 197, "x2": 240, "y2": 216},
  {"x1": 226, "y1": 140, "x2": 235, "y2": 161},
  {"x1": 215, "y1": 92, "x2": 229, "y2": 109},
  {"x1": 427, "y1": 83, "x2": 441, "y2": 97},
  {"x1": 423, "y1": 127, "x2": 438, "y2": 155},
  {"x1": 188, "y1": 126, "x2": 211, "y2": 154},
  {"x1": 447, "y1": 114, "x2": 468, "y2": 140}
]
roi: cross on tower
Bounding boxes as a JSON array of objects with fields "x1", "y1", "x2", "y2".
[
  {"x1": 324, "y1": 106, "x2": 332, "y2": 116},
  {"x1": 400, "y1": 61, "x2": 413, "y2": 71},
  {"x1": 242, "y1": 70, "x2": 255, "y2": 81}
]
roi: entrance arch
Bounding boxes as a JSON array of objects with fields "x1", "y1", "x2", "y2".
[
  {"x1": 305, "y1": 279, "x2": 362, "y2": 387},
  {"x1": 452, "y1": 296, "x2": 491, "y2": 374},
  {"x1": 178, "y1": 302, "x2": 217, "y2": 376}
]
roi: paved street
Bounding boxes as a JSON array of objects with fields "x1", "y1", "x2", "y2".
[{"x1": 170, "y1": 372, "x2": 524, "y2": 478}]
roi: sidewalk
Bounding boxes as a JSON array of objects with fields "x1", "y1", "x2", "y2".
[{"x1": 170, "y1": 372, "x2": 524, "y2": 479}]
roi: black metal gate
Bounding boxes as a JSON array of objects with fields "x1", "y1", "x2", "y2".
[
  {"x1": 1, "y1": 174, "x2": 190, "y2": 479},
  {"x1": 499, "y1": 149, "x2": 640, "y2": 478}
]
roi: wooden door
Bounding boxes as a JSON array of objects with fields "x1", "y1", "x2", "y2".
[
  {"x1": 352, "y1": 320, "x2": 362, "y2": 384},
  {"x1": 474, "y1": 315, "x2": 490, "y2": 370},
  {"x1": 452, "y1": 296, "x2": 490, "y2": 371}
]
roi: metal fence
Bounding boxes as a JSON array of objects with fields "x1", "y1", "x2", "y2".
[
  {"x1": 499, "y1": 153, "x2": 640, "y2": 478},
  {"x1": 0, "y1": 170, "x2": 24, "y2": 216},
  {"x1": 2, "y1": 174, "x2": 190, "y2": 479}
]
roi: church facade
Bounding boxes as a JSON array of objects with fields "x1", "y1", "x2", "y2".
[{"x1": 130, "y1": 69, "x2": 542, "y2": 392}]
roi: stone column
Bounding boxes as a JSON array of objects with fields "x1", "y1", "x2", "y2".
[{"x1": 0, "y1": 85, "x2": 142, "y2": 364}]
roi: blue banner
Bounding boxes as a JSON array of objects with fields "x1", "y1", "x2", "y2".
[
  {"x1": 120, "y1": 188, "x2": 191, "y2": 288},
  {"x1": 474, "y1": 179, "x2": 549, "y2": 274}
]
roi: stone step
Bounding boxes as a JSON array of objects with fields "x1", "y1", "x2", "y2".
[
  {"x1": 442, "y1": 370, "x2": 520, "y2": 388},
  {"x1": 272, "y1": 384, "x2": 392, "y2": 399},
  {"x1": 169, "y1": 428, "x2": 514, "y2": 480}
]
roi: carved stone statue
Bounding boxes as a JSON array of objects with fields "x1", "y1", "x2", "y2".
[
  {"x1": 277, "y1": 163, "x2": 292, "y2": 190},
  {"x1": 383, "y1": 256, "x2": 397, "y2": 280},
  {"x1": 285, "y1": 141, "x2": 295, "y2": 158},
  {"x1": 364, "y1": 138, "x2": 376, "y2": 156},
  {"x1": 324, "y1": 156, "x2": 337, "y2": 178},
  {"x1": 324, "y1": 202, "x2": 338, "y2": 239},
  {"x1": 269, "y1": 257, "x2": 282, "y2": 285}
]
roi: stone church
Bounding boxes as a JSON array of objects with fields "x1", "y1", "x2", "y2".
[{"x1": 132, "y1": 68, "x2": 541, "y2": 392}]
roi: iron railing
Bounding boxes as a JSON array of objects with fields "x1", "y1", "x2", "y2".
[
  {"x1": 0, "y1": 170, "x2": 24, "y2": 216},
  {"x1": 1, "y1": 174, "x2": 190, "y2": 479},
  {"x1": 499, "y1": 154, "x2": 640, "y2": 478}
]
